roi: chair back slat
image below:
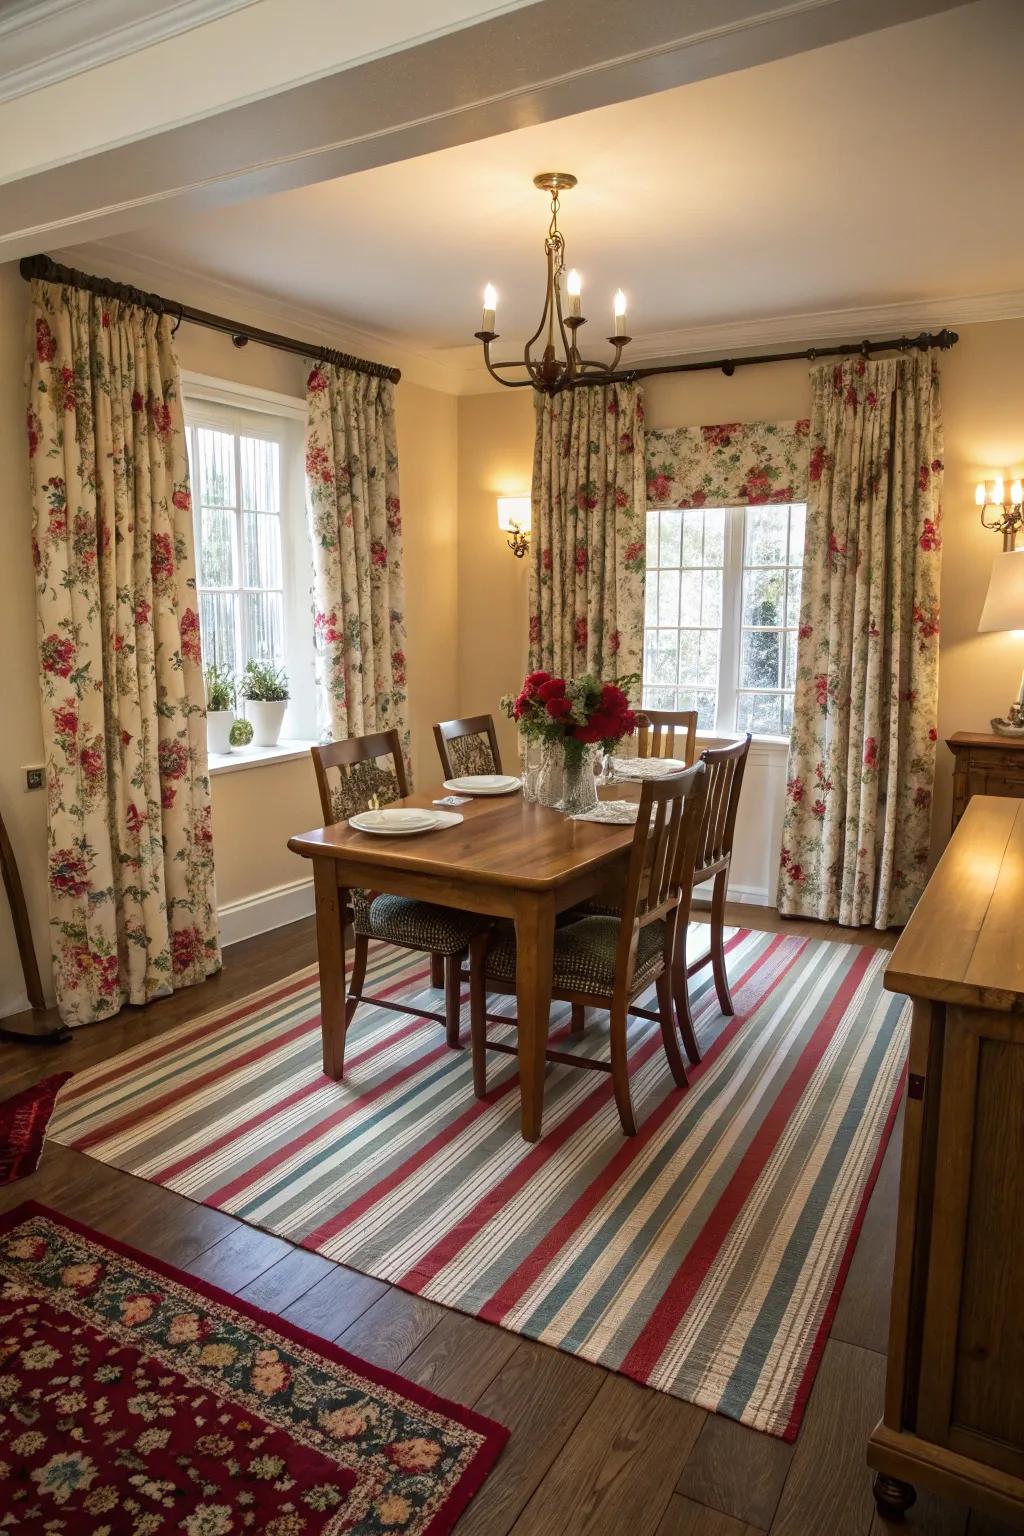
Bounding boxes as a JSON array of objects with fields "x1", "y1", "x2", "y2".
[
  {"x1": 696, "y1": 734, "x2": 751, "y2": 875},
  {"x1": 637, "y1": 709, "x2": 698, "y2": 766},
  {"x1": 310, "y1": 730, "x2": 408, "y2": 826},
  {"x1": 615, "y1": 763, "x2": 707, "y2": 986},
  {"x1": 434, "y1": 714, "x2": 503, "y2": 779}
]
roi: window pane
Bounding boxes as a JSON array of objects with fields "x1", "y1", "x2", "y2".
[
  {"x1": 681, "y1": 510, "x2": 703, "y2": 566},
  {"x1": 240, "y1": 436, "x2": 280, "y2": 513},
  {"x1": 784, "y1": 629, "x2": 798, "y2": 689},
  {"x1": 698, "y1": 629, "x2": 719, "y2": 687},
  {"x1": 659, "y1": 510, "x2": 682, "y2": 568},
  {"x1": 657, "y1": 568, "x2": 680, "y2": 627},
  {"x1": 786, "y1": 567, "x2": 803, "y2": 628},
  {"x1": 677, "y1": 629, "x2": 699, "y2": 684},
  {"x1": 199, "y1": 507, "x2": 236, "y2": 588},
  {"x1": 740, "y1": 629, "x2": 781, "y2": 690},
  {"x1": 197, "y1": 428, "x2": 235, "y2": 507},
  {"x1": 737, "y1": 691, "x2": 783, "y2": 735},
  {"x1": 743, "y1": 566, "x2": 785, "y2": 627},
  {"x1": 245, "y1": 590, "x2": 284, "y2": 663},
  {"x1": 701, "y1": 568, "x2": 722, "y2": 627},
  {"x1": 789, "y1": 504, "x2": 806, "y2": 566},
  {"x1": 680, "y1": 569, "x2": 702, "y2": 621},
  {"x1": 200, "y1": 592, "x2": 237, "y2": 672},
  {"x1": 644, "y1": 571, "x2": 658, "y2": 627},
  {"x1": 243, "y1": 511, "x2": 283, "y2": 590},
  {"x1": 703, "y1": 508, "x2": 725, "y2": 565},
  {"x1": 652, "y1": 631, "x2": 678, "y2": 685},
  {"x1": 679, "y1": 688, "x2": 717, "y2": 731},
  {"x1": 745, "y1": 504, "x2": 788, "y2": 565},
  {"x1": 644, "y1": 686, "x2": 676, "y2": 710},
  {"x1": 646, "y1": 509, "x2": 659, "y2": 567},
  {"x1": 781, "y1": 692, "x2": 795, "y2": 734}
]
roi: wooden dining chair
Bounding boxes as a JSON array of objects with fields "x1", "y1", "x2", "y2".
[
  {"x1": 637, "y1": 708, "x2": 699, "y2": 766},
  {"x1": 468, "y1": 763, "x2": 708, "y2": 1136},
  {"x1": 433, "y1": 714, "x2": 503, "y2": 779},
  {"x1": 673, "y1": 733, "x2": 752, "y2": 1064},
  {"x1": 310, "y1": 730, "x2": 487, "y2": 1048}
]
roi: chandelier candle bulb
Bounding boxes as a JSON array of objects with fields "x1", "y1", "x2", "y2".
[
  {"x1": 482, "y1": 283, "x2": 497, "y2": 333},
  {"x1": 614, "y1": 289, "x2": 627, "y2": 336},
  {"x1": 567, "y1": 268, "x2": 582, "y2": 317}
]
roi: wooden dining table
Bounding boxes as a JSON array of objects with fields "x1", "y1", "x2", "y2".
[{"x1": 288, "y1": 783, "x2": 642, "y2": 1142}]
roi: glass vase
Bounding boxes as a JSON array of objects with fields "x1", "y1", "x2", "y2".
[
  {"x1": 536, "y1": 740, "x2": 564, "y2": 809},
  {"x1": 559, "y1": 744, "x2": 599, "y2": 816},
  {"x1": 596, "y1": 748, "x2": 619, "y2": 787},
  {"x1": 520, "y1": 736, "x2": 543, "y2": 803}
]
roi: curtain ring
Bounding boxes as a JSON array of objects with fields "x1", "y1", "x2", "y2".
[{"x1": 171, "y1": 304, "x2": 184, "y2": 335}]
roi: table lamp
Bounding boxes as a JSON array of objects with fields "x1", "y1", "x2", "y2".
[{"x1": 979, "y1": 546, "x2": 1024, "y2": 734}]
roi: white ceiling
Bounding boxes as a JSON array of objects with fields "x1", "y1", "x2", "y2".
[{"x1": 88, "y1": 0, "x2": 1023, "y2": 365}]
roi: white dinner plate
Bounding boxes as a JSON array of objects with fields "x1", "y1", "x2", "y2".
[
  {"x1": 349, "y1": 808, "x2": 440, "y2": 836},
  {"x1": 611, "y1": 757, "x2": 687, "y2": 780},
  {"x1": 442, "y1": 774, "x2": 522, "y2": 796}
]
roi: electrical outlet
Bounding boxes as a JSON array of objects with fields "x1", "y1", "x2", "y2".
[{"x1": 24, "y1": 766, "x2": 44, "y2": 791}]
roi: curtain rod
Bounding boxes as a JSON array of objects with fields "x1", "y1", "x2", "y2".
[
  {"x1": 601, "y1": 327, "x2": 959, "y2": 387},
  {"x1": 19, "y1": 254, "x2": 402, "y2": 385}
]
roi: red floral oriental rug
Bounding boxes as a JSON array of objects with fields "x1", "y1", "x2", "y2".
[{"x1": 0, "y1": 1204, "x2": 507, "y2": 1534}]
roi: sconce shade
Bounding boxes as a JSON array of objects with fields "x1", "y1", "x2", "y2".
[
  {"x1": 979, "y1": 550, "x2": 1024, "y2": 632},
  {"x1": 497, "y1": 496, "x2": 531, "y2": 533}
]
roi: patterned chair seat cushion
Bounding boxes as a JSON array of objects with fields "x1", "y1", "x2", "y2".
[
  {"x1": 355, "y1": 892, "x2": 487, "y2": 955},
  {"x1": 483, "y1": 914, "x2": 666, "y2": 996}
]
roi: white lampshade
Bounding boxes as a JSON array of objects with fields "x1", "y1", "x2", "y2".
[
  {"x1": 497, "y1": 496, "x2": 531, "y2": 533},
  {"x1": 978, "y1": 549, "x2": 1024, "y2": 632}
]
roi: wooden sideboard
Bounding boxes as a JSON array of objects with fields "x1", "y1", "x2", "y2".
[
  {"x1": 868, "y1": 795, "x2": 1024, "y2": 1526},
  {"x1": 947, "y1": 730, "x2": 1024, "y2": 830}
]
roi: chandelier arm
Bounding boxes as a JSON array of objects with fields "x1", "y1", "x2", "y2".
[
  {"x1": 552, "y1": 275, "x2": 575, "y2": 384},
  {"x1": 475, "y1": 334, "x2": 537, "y2": 388}
]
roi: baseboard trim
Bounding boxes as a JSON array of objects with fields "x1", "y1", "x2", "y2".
[
  {"x1": 693, "y1": 878, "x2": 773, "y2": 908},
  {"x1": 218, "y1": 878, "x2": 315, "y2": 948}
]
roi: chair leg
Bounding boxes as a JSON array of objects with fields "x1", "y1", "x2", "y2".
[
  {"x1": 345, "y1": 933, "x2": 369, "y2": 1026},
  {"x1": 672, "y1": 920, "x2": 702, "y2": 1066},
  {"x1": 656, "y1": 973, "x2": 689, "y2": 1090},
  {"x1": 444, "y1": 952, "x2": 463, "y2": 1048},
  {"x1": 468, "y1": 933, "x2": 490, "y2": 1099},
  {"x1": 710, "y1": 869, "x2": 735, "y2": 1016},
  {"x1": 609, "y1": 999, "x2": 637, "y2": 1136},
  {"x1": 430, "y1": 952, "x2": 444, "y2": 989},
  {"x1": 570, "y1": 1002, "x2": 586, "y2": 1035}
]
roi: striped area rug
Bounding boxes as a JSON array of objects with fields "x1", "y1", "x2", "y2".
[{"x1": 48, "y1": 926, "x2": 908, "y2": 1440}]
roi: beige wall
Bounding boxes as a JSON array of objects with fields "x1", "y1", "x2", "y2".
[
  {"x1": 455, "y1": 322, "x2": 1024, "y2": 865},
  {"x1": 0, "y1": 261, "x2": 458, "y2": 1014}
]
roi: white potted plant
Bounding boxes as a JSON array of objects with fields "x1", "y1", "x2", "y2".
[
  {"x1": 240, "y1": 659, "x2": 290, "y2": 747},
  {"x1": 204, "y1": 664, "x2": 235, "y2": 754}
]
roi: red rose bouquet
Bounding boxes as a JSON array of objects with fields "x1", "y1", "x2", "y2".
[{"x1": 501, "y1": 670, "x2": 639, "y2": 757}]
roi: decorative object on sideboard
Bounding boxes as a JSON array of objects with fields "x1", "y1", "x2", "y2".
[
  {"x1": 239, "y1": 659, "x2": 290, "y2": 747},
  {"x1": 976, "y1": 477, "x2": 1024, "y2": 733},
  {"x1": 204, "y1": 663, "x2": 235, "y2": 754},
  {"x1": 475, "y1": 173, "x2": 632, "y2": 393},
  {"x1": 497, "y1": 496, "x2": 531, "y2": 558}
]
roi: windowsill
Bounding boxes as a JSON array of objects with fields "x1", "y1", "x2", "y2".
[
  {"x1": 695, "y1": 732, "x2": 791, "y2": 755},
  {"x1": 208, "y1": 740, "x2": 317, "y2": 777}
]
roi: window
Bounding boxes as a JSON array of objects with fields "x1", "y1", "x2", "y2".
[
  {"x1": 183, "y1": 382, "x2": 315, "y2": 741},
  {"x1": 643, "y1": 502, "x2": 806, "y2": 738}
]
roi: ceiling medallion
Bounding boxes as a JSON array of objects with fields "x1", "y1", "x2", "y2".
[{"x1": 475, "y1": 172, "x2": 632, "y2": 392}]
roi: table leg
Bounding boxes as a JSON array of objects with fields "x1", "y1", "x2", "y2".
[
  {"x1": 514, "y1": 891, "x2": 555, "y2": 1142},
  {"x1": 313, "y1": 856, "x2": 349, "y2": 1079}
]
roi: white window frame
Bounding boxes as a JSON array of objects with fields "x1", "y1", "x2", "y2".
[
  {"x1": 182, "y1": 373, "x2": 317, "y2": 749},
  {"x1": 643, "y1": 501, "x2": 805, "y2": 743}
]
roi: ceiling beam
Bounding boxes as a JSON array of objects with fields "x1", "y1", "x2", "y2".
[{"x1": 0, "y1": 0, "x2": 973, "y2": 263}]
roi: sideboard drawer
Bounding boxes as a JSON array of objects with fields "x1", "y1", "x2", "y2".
[{"x1": 948, "y1": 734, "x2": 1024, "y2": 830}]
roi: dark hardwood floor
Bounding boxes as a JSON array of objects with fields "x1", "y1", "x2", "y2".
[{"x1": 0, "y1": 909, "x2": 1012, "y2": 1535}]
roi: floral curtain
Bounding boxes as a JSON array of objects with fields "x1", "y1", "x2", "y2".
[
  {"x1": 28, "y1": 278, "x2": 219, "y2": 1026},
  {"x1": 646, "y1": 419, "x2": 810, "y2": 508},
  {"x1": 306, "y1": 364, "x2": 409, "y2": 764},
  {"x1": 529, "y1": 382, "x2": 646, "y2": 687},
  {"x1": 778, "y1": 354, "x2": 943, "y2": 929}
]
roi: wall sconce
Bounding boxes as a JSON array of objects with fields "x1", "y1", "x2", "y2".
[
  {"x1": 497, "y1": 496, "x2": 531, "y2": 558},
  {"x1": 977, "y1": 476, "x2": 1024, "y2": 550}
]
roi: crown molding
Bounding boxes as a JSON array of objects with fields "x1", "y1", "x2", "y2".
[
  {"x1": 51, "y1": 241, "x2": 466, "y2": 395},
  {"x1": 0, "y1": 0, "x2": 262, "y2": 105},
  {"x1": 446, "y1": 288, "x2": 1024, "y2": 394}
]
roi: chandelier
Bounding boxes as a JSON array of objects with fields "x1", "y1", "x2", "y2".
[{"x1": 475, "y1": 173, "x2": 631, "y2": 392}]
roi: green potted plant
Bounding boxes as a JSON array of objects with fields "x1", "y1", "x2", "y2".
[
  {"x1": 204, "y1": 663, "x2": 235, "y2": 755},
  {"x1": 239, "y1": 659, "x2": 290, "y2": 747}
]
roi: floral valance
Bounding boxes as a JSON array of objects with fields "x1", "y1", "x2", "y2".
[{"x1": 646, "y1": 419, "x2": 810, "y2": 508}]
